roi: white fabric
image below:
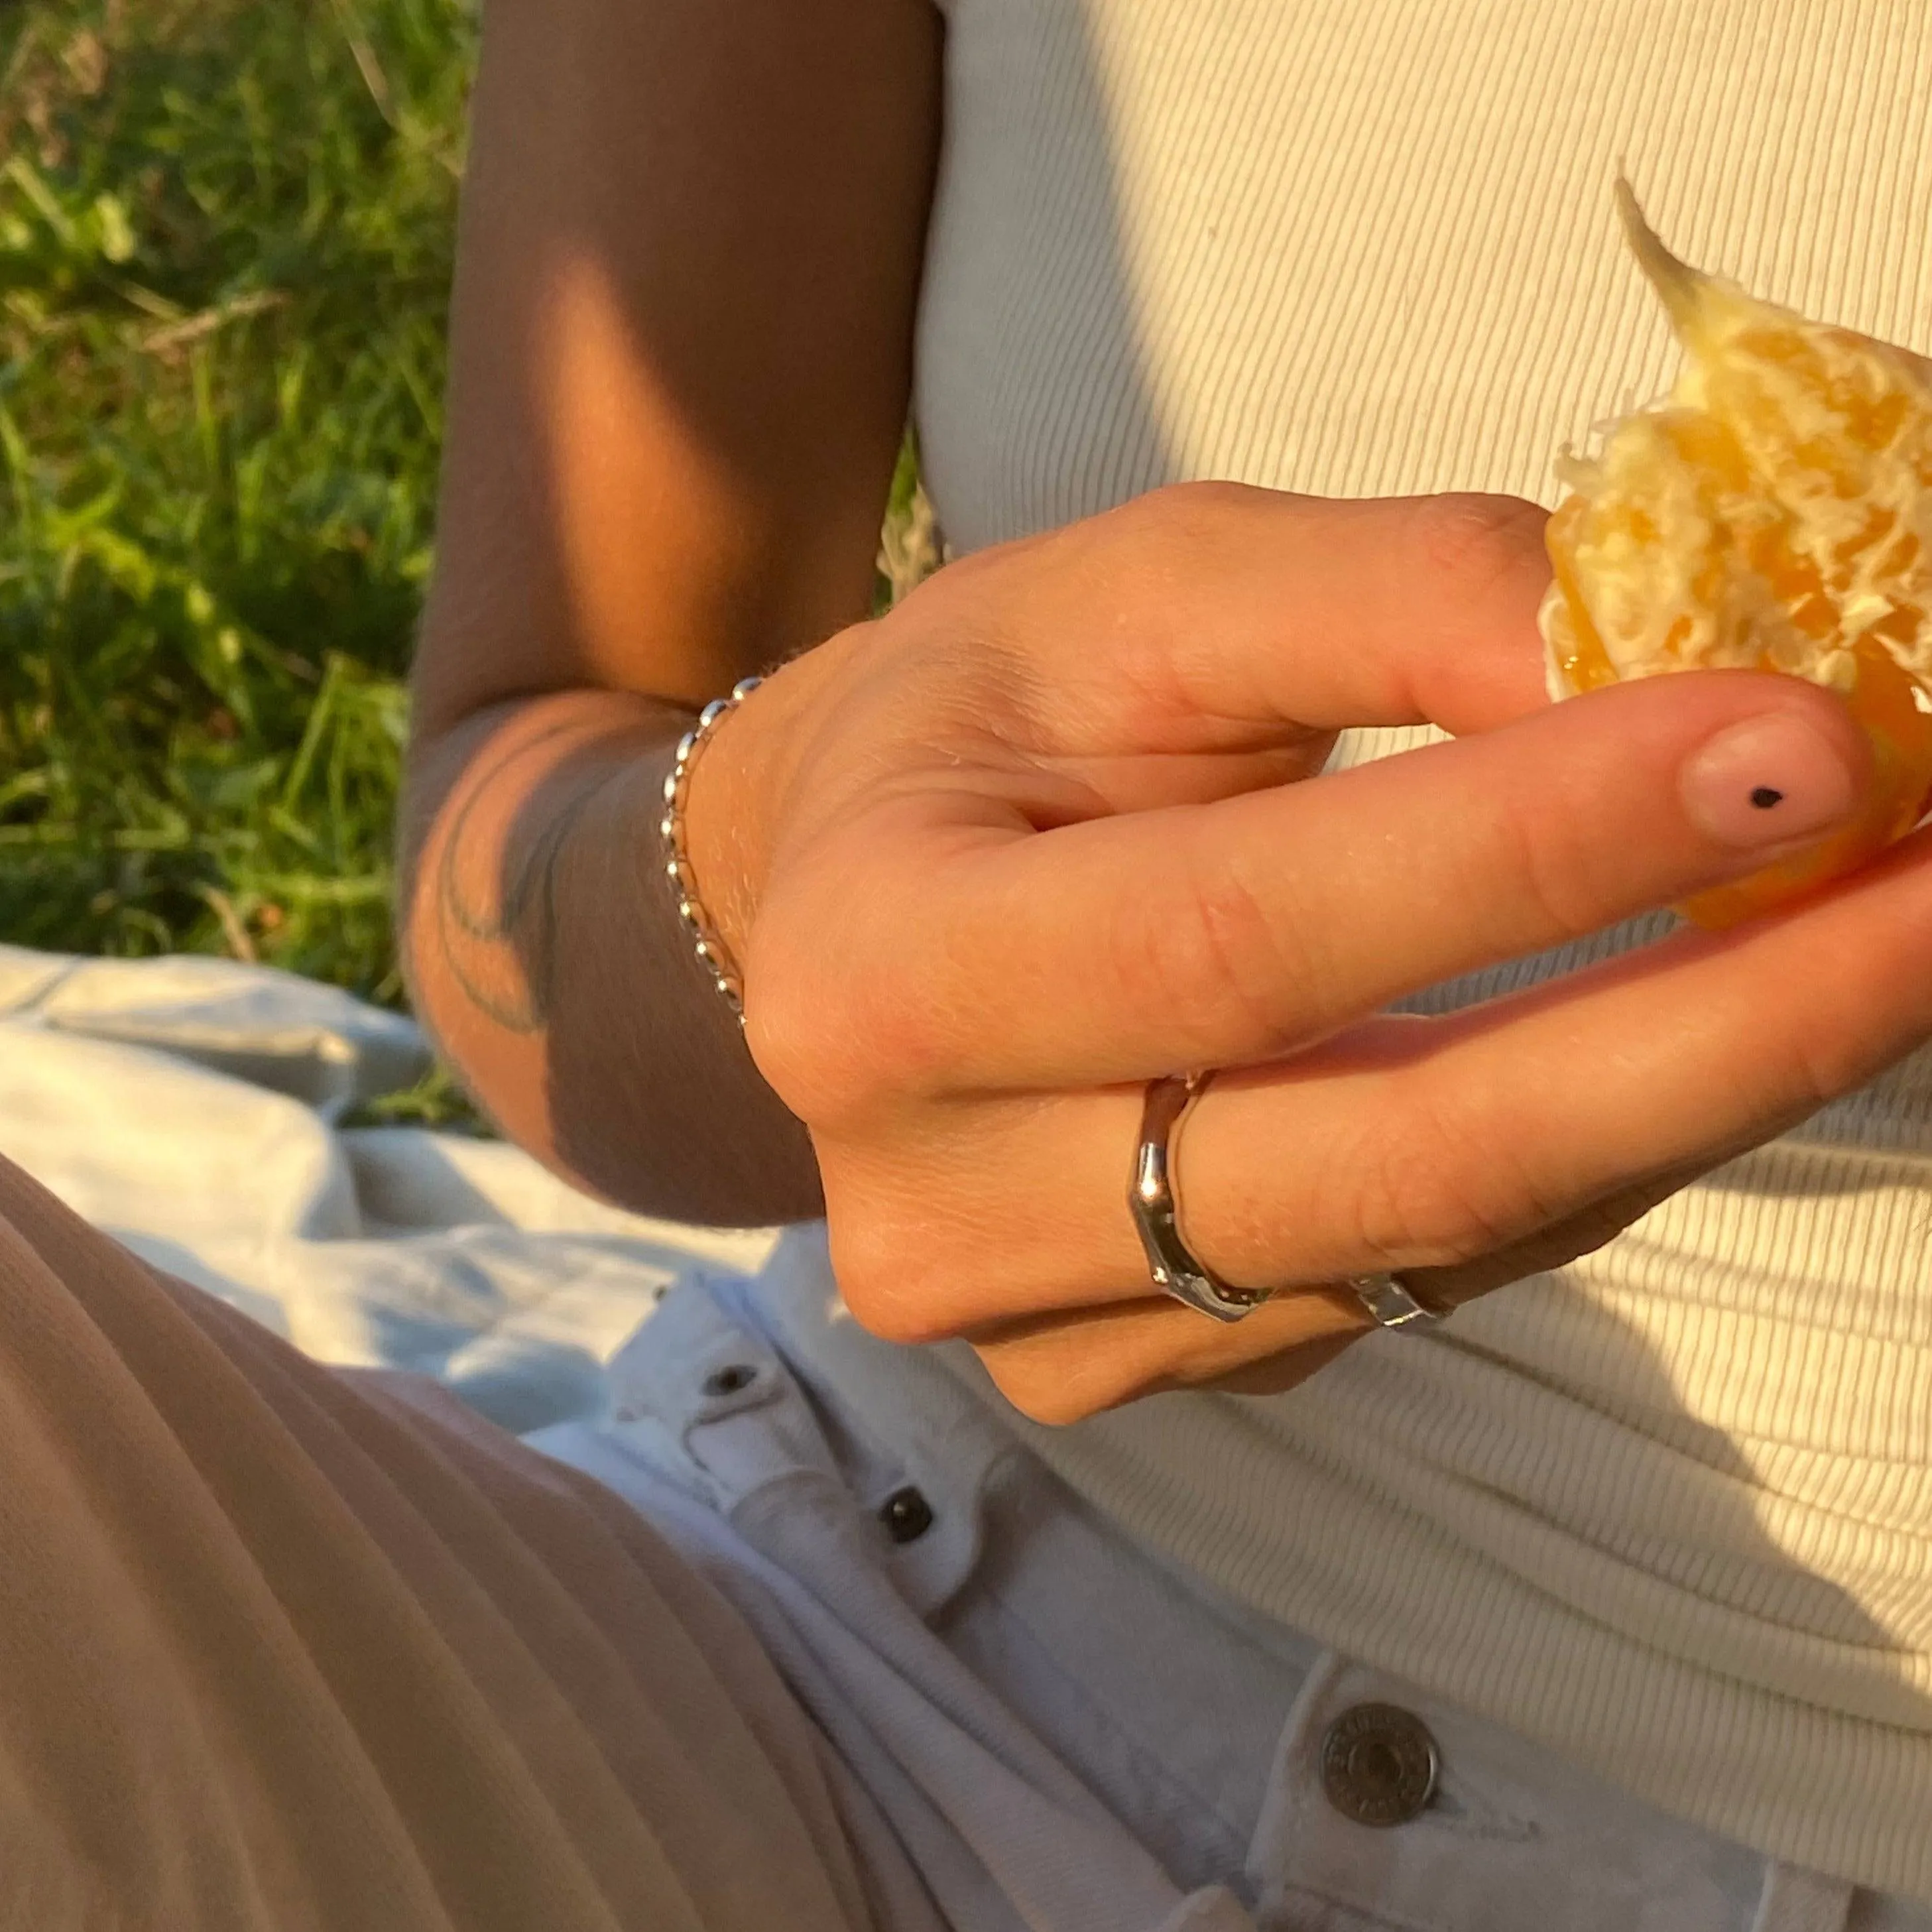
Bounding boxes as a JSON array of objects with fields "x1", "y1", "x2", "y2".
[
  {"x1": 0, "y1": 942, "x2": 1925, "y2": 1927},
  {"x1": 0, "y1": 943, "x2": 772, "y2": 1433},
  {"x1": 538, "y1": 1232, "x2": 1932, "y2": 1932},
  {"x1": 910, "y1": 0, "x2": 1932, "y2": 1896},
  {"x1": 0, "y1": 944, "x2": 1237, "y2": 1928}
]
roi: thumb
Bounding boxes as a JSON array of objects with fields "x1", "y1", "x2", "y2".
[{"x1": 947, "y1": 483, "x2": 1554, "y2": 756}]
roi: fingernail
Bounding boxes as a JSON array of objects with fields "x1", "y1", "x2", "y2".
[{"x1": 1679, "y1": 711, "x2": 1861, "y2": 849}]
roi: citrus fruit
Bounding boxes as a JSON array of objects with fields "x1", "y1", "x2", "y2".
[{"x1": 1540, "y1": 180, "x2": 1932, "y2": 929}]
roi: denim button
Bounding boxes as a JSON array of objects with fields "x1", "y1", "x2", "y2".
[
  {"x1": 878, "y1": 1486, "x2": 935, "y2": 1545},
  {"x1": 1321, "y1": 1703, "x2": 1439, "y2": 1826},
  {"x1": 701, "y1": 1363, "x2": 759, "y2": 1399}
]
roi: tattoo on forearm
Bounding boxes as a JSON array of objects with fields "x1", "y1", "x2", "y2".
[{"x1": 432, "y1": 724, "x2": 636, "y2": 1036}]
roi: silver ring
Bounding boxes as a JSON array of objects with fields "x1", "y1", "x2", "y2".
[
  {"x1": 1129, "y1": 1072, "x2": 1274, "y2": 1323},
  {"x1": 1129, "y1": 1073, "x2": 1452, "y2": 1333},
  {"x1": 1346, "y1": 1271, "x2": 1451, "y2": 1331}
]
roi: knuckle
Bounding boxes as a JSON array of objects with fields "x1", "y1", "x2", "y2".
[
  {"x1": 1130, "y1": 475, "x2": 1260, "y2": 528},
  {"x1": 826, "y1": 1207, "x2": 961, "y2": 1347},
  {"x1": 741, "y1": 963, "x2": 864, "y2": 1126},
  {"x1": 1104, "y1": 480, "x2": 1273, "y2": 577},
  {"x1": 977, "y1": 1353, "x2": 1103, "y2": 1427},
  {"x1": 1780, "y1": 1008, "x2": 1880, "y2": 1113},
  {"x1": 744, "y1": 911, "x2": 947, "y2": 1133},
  {"x1": 1408, "y1": 492, "x2": 1549, "y2": 602},
  {"x1": 1477, "y1": 788, "x2": 1616, "y2": 941},
  {"x1": 1732, "y1": 1042, "x2": 1839, "y2": 1146},
  {"x1": 986, "y1": 482, "x2": 1278, "y2": 736},
  {"x1": 1349, "y1": 1083, "x2": 1563, "y2": 1269},
  {"x1": 1101, "y1": 840, "x2": 1321, "y2": 1054}
]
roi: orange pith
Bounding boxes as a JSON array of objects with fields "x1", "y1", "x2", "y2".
[{"x1": 1540, "y1": 182, "x2": 1932, "y2": 929}]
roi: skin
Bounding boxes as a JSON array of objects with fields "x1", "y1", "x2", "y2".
[
  {"x1": 402, "y1": 0, "x2": 1932, "y2": 1424},
  {"x1": 403, "y1": 0, "x2": 940, "y2": 1223}
]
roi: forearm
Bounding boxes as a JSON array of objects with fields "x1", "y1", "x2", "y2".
[
  {"x1": 394, "y1": 0, "x2": 939, "y2": 1224},
  {"x1": 399, "y1": 687, "x2": 824, "y2": 1227}
]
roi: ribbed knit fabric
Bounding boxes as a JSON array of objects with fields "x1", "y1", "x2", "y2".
[
  {"x1": 913, "y1": 0, "x2": 1932, "y2": 1902},
  {"x1": 0, "y1": 1161, "x2": 892, "y2": 1932}
]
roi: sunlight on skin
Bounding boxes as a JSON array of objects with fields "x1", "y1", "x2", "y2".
[{"x1": 536, "y1": 251, "x2": 757, "y2": 703}]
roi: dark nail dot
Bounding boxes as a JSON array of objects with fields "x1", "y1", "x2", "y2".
[
  {"x1": 1749, "y1": 786, "x2": 1784, "y2": 810},
  {"x1": 702, "y1": 1363, "x2": 758, "y2": 1398}
]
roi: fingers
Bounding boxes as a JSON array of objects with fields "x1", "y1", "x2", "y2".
[
  {"x1": 967, "y1": 1292, "x2": 1366, "y2": 1426},
  {"x1": 1400, "y1": 1155, "x2": 1722, "y2": 1307},
  {"x1": 861, "y1": 664, "x2": 1875, "y2": 1092},
  {"x1": 954, "y1": 485, "x2": 1557, "y2": 756},
  {"x1": 831, "y1": 816, "x2": 1932, "y2": 1346},
  {"x1": 934, "y1": 1142, "x2": 1783, "y2": 1425},
  {"x1": 892, "y1": 1152, "x2": 1710, "y2": 1425}
]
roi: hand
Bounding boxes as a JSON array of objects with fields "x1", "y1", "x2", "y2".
[{"x1": 686, "y1": 483, "x2": 1930, "y2": 1421}]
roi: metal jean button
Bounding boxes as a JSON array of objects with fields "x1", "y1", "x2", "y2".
[{"x1": 1320, "y1": 1703, "x2": 1440, "y2": 1827}]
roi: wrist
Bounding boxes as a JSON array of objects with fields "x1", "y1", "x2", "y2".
[{"x1": 677, "y1": 633, "x2": 850, "y2": 978}]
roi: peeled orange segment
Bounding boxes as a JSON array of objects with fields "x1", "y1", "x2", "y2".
[{"x1": 1540, "y1": 180, "x2": 1932, "y2": 930}]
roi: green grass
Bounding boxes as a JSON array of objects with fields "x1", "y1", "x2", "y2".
[
  {"x1": 0, "y1": 0, "x2": 926, "y2": 1120},
  {"x1": 0, "y1": 0, "x2": 471, "y2": 1004}
]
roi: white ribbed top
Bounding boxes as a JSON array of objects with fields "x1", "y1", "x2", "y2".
[{"x1": 912, "y1": 0, "x2": 1932, "y2": 1900}]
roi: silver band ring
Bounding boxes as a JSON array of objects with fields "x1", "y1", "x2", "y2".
[
  {"x1": 1130, "y1": 1072, "x2": 1453, "y2": 1331},
  {"x1": 1129, "y1": 1072, "x2": 1274, "y2": 1323},
  {"x1": 1347, "y1": 1271, "x2": 1451, "y2": 1330}
]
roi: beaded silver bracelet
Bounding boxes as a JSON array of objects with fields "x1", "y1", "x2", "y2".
[{"x1": 660, "y1": 674, "x2": 764, "y2": 1026}]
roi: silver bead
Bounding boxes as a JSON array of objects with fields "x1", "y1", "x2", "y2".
[{"x1": 660, "y1": 675, "x2": 764, "y2": 1029}]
